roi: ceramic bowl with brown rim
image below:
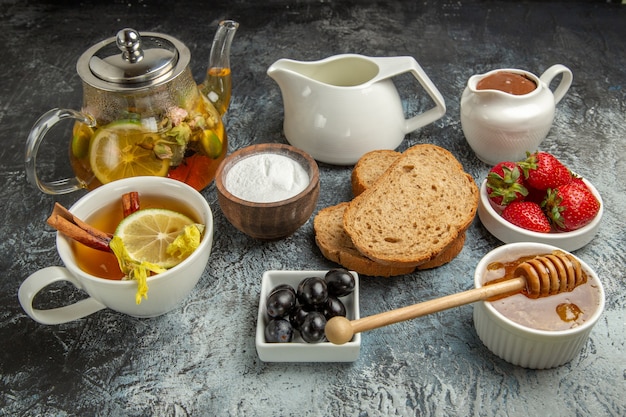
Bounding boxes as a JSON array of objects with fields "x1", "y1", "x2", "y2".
[{"x1": 215, "y1": 143, "x2": 320, "y2": 240}]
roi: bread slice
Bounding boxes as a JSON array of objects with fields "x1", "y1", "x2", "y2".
[
  {"x1": 314, "y1": 202, "x2": 467, "y2": 275},
  {"x1": 352, "y1": 148, "x2": 467, "y2": 269},
  {"x1": 351, "y1": 150, "x2": 401, "y2": 197},
  {"x1": 343, "y1": 144, "x2": 479, "y2": 268},
  {"x1": 416, "y1": 230, "x2": 466, "y2": 270},
  {"x1": 314, "y1": 203, "x2": 416, "y2": 277}
]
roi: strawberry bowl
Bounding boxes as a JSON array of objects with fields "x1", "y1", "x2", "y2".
[{"x1": 477, "y1": 178, "x2": 603, "y2": 251}]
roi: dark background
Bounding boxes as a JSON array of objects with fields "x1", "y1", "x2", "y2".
[{"x1": 1, "y1": 1, "x2": 625, "y2": 416}]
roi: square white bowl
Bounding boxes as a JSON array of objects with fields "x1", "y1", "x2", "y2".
[{"x1": 256, "y1": 270, "x2": 361, "y2": 362}]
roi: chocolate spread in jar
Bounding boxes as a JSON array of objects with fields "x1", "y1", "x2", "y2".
[{"x1": 476, "y1": 71, "x2": 537, "y2": 95}]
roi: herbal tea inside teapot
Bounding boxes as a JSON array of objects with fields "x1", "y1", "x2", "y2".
[{"x1": 25, "y1": 20, "x2": 238, "y2": 194}]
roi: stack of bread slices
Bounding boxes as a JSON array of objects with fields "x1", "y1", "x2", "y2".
[{"x1": 314, "y1": 144, "x2": 479, "y2": 277}]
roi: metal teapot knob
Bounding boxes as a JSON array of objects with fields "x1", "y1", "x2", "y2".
[{"x1": 116, "y1": 28, "x2": 144, "y2": 63}]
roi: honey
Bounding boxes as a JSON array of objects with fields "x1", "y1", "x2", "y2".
[
  {"x1": 483, "y1": 252, "x2": 601, "y2": 331},
  {"x1": 72, "y1": 194, "x2": 200, "y2": 280}
]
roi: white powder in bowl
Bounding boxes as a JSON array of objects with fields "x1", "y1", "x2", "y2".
[{"x1": 224, "y1": 153, "x2": 310, "y2": 203}]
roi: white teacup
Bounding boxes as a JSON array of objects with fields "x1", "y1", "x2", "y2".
[{"x1": 19, "y1": 177, "x2": 214, "y2": 325}]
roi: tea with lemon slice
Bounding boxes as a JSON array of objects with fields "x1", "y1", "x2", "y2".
[
  {"x1": 72, "y1": 194, "x2": 202, "y2": 280},
  {"x1": 69, "y1": 92, "x2": 227, "y2": 191}
]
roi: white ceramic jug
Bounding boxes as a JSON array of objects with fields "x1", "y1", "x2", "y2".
[
  {"x1": 460, "y1": 65, "x2": 573, "y2": 165},
  {"x1": 267, "y1": 54, "x2": 446, "y2": 165}
]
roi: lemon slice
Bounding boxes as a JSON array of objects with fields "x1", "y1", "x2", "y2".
[
  {"x1": 71, "y1": 122, "x2": 94, "y2": 158},
  {"x1": 89, "y1": 122, "x2": 170, "y2": 184},
  {"x1": 114, "y1": 208, "x2": 198, "y2": 269}
]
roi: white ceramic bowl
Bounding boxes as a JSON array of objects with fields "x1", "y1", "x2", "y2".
[
  {"x1": 473, "y1": 242, "x2": 605, "y2": 369},
  {"x1": 477, "y1": 178, "x2": 603, "y2": 251},
  {"x1": 255, "y1": 270, "x2": 361, "y2": 362}
]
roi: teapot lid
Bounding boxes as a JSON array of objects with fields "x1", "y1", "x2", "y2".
[{"x1": 76, "y1": 28, "x2": 191, "y2": 91}]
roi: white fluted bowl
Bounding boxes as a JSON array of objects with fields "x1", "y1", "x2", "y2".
[{"x1": 473, "y1": 242, "x2": 605, "y2": 369}]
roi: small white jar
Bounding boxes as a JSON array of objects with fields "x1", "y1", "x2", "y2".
[{"x1": 460, "y1": 65, "x2": 572, "y2": 165}]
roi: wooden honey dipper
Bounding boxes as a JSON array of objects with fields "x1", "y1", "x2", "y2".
[{"x1": 325, "y1": 251, "x2": 587, "y2": 345}]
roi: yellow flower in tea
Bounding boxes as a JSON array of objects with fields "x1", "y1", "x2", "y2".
[
  {"x1": 167, "y1": 224, "x2": 205, "y2": 259},
  {"x1": 111, "y1": 208, "x2": 204, "y2": 304},
  {"x1": 109, "y1": 236, "x2": 165, "y2": 304}
]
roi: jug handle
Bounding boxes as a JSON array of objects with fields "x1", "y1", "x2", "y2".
[
  {"x1": 25, "y1": 108, "x2": 96, "y2": 195},
  {"x1": 18, "y1": 266, "x2": 106, "y2": 325},
  {"x1": 539, "y1": 64, "x2": 573, "y2": 105},
  {"x1": 372, "y1": 56, "x2": 447, "y2": 134}
]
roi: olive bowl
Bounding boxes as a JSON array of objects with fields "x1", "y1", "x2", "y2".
[{"x1": 255, "y1": 270, "x2": 361, "y2": 362}]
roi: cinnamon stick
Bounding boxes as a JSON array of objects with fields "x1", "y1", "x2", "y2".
[
  {"x1": 47, "y1": 203, "x2": 112, "y2": 252},
  {"x1": 122, "y1": 191, "x2": 140, "y2": 217}
]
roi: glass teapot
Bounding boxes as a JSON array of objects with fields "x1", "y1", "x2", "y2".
[{"x1": 25, "y1": 20, "x2": 238, "y2": 194}]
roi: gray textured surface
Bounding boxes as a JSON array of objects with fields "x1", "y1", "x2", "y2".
[{"x1": 1, "y1": 1, "x2": 625, "y2": 416}]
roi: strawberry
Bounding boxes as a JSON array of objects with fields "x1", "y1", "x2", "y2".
[
  {"x1": 524, "y1": 183, "x2": 547, "y2": 206},
  {"x1": 570, "y1": 175, "x2": 588, "y2": 189},
  {"x1": 543, "y1": 180, "x2": 600, "y2": 231},
  {"x1": 486, "y1": 161, "x2": 528, "y2": 206},
  {"x1": 501, "y1": 201, "x2": 552, "y2": 233},
  {"x1": 519, "y1": 151, "x2": 572, "y2": 190}
]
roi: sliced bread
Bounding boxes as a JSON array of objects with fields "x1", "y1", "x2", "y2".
[
  {"x1": 351, "y1": 148, "x2": 468, "y2": 269},
  {"x1": 416, "y1": 230, "x2": 466, "y2": 270},
  {"x1": 351, "y1": 149, "x2": 401, "y2": 197},
  {"x1": 314, "y1": 202, "x2": 467, "y2": 276},
  {"x1": 314, "y1": 203, "x2": 416, "y2": 277},
  {"x1": 343, "y1": 144, "x2": 479, "y2": 268}
]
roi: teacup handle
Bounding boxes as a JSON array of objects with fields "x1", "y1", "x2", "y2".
[
  {"x1": 25, "y1": 108, "x2": 96, "y2": 195},
  {"x1": 18, "y1": 266, "x2": 106, "y2": 325},
  {"x1": 372, "y1": 56, "x2": 447, "y2": 134},
  {"x1": 539, "y1": 64, "x2": 573, "y2": 105}
]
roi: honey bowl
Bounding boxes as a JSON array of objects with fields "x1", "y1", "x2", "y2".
[
  {"x1": 473, "y1": 242, "x2": 605, "y2": 369},
  {"x1": 215, "y1": 143, "x2": 320, "y2": 240}
]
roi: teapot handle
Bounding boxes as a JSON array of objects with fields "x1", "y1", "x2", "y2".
[
  {"x1": 539, "y1": 64, "x2": 573, "y2": 105},
  {"x1": 372, "y1": 56, "x2": 447, "y2": 134},
  {"x1": 25, "y1": 108, "x2": 96, "y2": 195}
]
